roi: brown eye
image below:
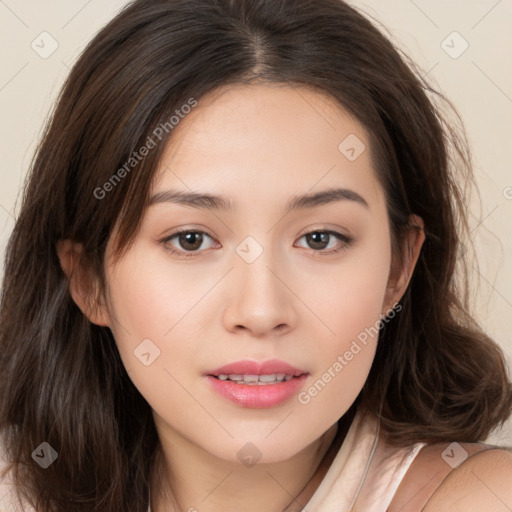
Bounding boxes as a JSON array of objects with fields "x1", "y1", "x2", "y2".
[
  {"x1": 175, "y1": 232, "x2": 204, "y2": 251},
  {"x1": 161, "y1": 230, "x2": 217, "y2": 259},
  {"x1": 305, "y1": 232, "x2": 331, "y2": 250},
  {"x1": 295, "y1": 230, "x2": 354, "y2": 254}
]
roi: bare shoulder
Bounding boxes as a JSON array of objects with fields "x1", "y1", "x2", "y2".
[
  {"x1": 423, "y1": 445, "x2": 512, "y2": 512},
  {"x1": 388, "y1": 441, "x2": 512, "y2": 512},
  {"x1": 0, "y1": 445, "x2": 33, "y2": 512}
]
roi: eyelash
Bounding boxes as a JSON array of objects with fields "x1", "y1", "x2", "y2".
[{"x1": 160, "y1": 228, "x2": 354, "y2": 260}]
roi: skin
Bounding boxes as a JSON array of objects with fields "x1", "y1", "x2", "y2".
[
  {"x1": 57, "y1": 83, "x2": 426, "y2": 512},
  {"x1": 387, "y1": 442, "x2": 512, "y2": 511}
]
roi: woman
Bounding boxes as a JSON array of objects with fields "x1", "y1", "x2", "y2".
[{"x1": 1, "y1": 0, "x2": 511, "y2": 510}]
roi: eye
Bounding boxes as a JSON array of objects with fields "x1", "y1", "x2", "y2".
[
  {"x1": 295, "y1": 230, "x2": 354, "y2": 255},
  {"x1": 161, "y1": 229, "x2": 218, "y2": 259}
]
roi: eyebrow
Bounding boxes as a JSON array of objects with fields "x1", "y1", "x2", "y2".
[{"x1": 148, "y1": 187, "x2": 370, "y2": 212}]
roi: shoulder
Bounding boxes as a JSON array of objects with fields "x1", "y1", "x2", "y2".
[
  {"x1": 0, "y1": 438, "x2": 33, "y2": 512},
  {"x1": 422, "y1": 444, "x2": 512, "y2": 511},
  {"x1": 0, "y1": 450, "x2": 15, "y2": 510},
  {"x1": 388, "y1": 441, "x2": 512, "y2": 512},
  {"x1": 0, "y1": 442, "x2": 16, "y2": 510}
]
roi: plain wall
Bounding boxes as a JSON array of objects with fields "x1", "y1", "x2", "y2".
[{"x1": 0, "y1": 0, "x2": 511, "y2": 445}]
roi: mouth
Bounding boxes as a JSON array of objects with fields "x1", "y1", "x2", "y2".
[
  {"x1": 205, "y1": 358, "x2": 308, "y2": 382},
  {"x1": 203, "y1": 359, "x2": 309, "y2": 408},
  {"x1": 209, "y1": 373, "x2": 303, "y2": 385}
]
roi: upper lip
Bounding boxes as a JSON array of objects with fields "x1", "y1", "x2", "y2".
[{"x1": 205, "y1": 359, "x2": 308, "y2": 377}]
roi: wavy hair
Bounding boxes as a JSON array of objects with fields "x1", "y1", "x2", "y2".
[{"x1": 1, "y1": 0, "x2": 511, "y2": 510}]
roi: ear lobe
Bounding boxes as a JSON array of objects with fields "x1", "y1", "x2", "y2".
[
  {"x1": 382, "y1": 214, "x2": 425, "y2": 314},
  {"x1": 56, "y1": 239, "x2": 110, "y2": 327}
]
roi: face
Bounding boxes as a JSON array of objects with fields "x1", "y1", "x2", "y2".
[{"x1": 100, "y1": 83, "x2": 406, "y2": 464}]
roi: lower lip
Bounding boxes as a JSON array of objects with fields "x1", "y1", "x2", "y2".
[{"x1": 205, "y1": 374, "x2": 309, "y2": 408}]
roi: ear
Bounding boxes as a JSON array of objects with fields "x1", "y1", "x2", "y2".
[
  {"x1": 56, "y1": 239, "x2": 110, "y2": 327},
  {"x1": 382, "y1": 214, "x2": 425, "y2": 315}
]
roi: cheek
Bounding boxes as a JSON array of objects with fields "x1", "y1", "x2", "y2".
[
  {"x1": 103, "y1": 264, "x2": 204, "y2": 425},
  {"x1": 103, "y1": 253, "x2": 202, "y2": 386},
  {"x1": 295, "y1": 229, "x2": 392, "y2": 407},
  {"x1": 303, "y1": 226, "x2": 392, "y2": 348},
  {"x1": 106, "y1": 247, "x2": 210, "y2": 342}
]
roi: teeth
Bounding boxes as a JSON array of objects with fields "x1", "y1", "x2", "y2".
[
  {"x1": 259, "y1": 374, "x2": 278, "y2": 382},
  {"x1": 215, "y1": 373, "x2": 297, "y2": 384}
]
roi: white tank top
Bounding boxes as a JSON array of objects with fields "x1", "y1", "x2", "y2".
[{"x1": 299, "y1": 408, "x2": 426, "y2": 511}]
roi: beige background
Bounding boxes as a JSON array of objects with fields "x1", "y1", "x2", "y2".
[{"x1": 0, "y1": 1, "x2": 511, "y2": 445}]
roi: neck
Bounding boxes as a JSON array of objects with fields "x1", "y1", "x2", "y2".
[
  {"x1": 281, "y1": 408, "x2": 354, "y2": 512},
  {"x1": 149, "y1": 407, "x2": 356, "y2": 512}
]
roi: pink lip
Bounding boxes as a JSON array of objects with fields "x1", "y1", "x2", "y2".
[
  {"x1": 204, "y1": 359, "x2": 309, "y2": 409},
  {"x1": 205, "y1": 358, "x2": 307, "y2": 377}
]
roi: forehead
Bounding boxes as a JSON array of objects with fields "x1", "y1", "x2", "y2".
[{"x1": 151, "y1": 83, "x2": 385, "y2": 213}]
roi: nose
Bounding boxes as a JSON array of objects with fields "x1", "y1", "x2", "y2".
[{"x1": 222, "y1": 251, "x2": 297, "y2": 337}]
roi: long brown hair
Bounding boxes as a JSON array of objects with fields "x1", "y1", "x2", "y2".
[{"x1": 1, "y1": 0, "x2": 511, "y2": 510}]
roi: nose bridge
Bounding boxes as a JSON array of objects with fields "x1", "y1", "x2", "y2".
[
  {"x1": 223, "y1": 234, "x2": 295, "y2": 334},
  {"x1": 236, "y1": 234, "x2": 286, "y2": 306}
]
